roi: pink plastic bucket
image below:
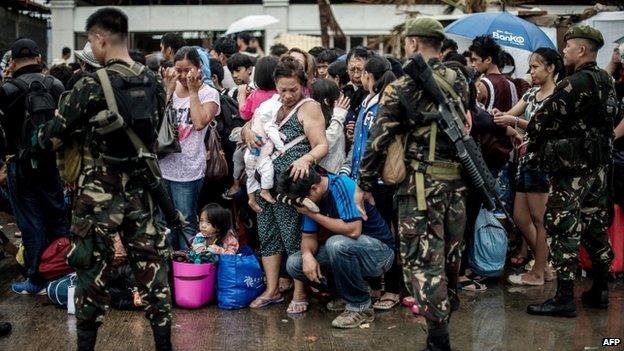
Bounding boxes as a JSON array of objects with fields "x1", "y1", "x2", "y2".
[{"x1": 172, "y1": 261, "x2": 217, "y2": 309}]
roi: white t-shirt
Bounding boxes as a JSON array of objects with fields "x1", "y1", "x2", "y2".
[{"x1": 159, "y1": 84, "x2": 221, "y2": 182}]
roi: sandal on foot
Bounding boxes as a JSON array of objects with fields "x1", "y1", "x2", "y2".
[
  {"x1": 373, "y1": 298, "x2": 400, "y2": 310},
  {"x1": 465, "y1": 271, "x2": 487, "y2": 283},
  {"x1": 286, "y1": 299, "x2": 309, "y2": 314},
  {"x1": 249, "y1": 295, "x2": 284, "y2": 308},
  {"x1": 507, "y1": 273, "x2": 543, "y2": 286},
  {"x1": 402, "y1": 296, "x2": 415, "y2": 308},
  {"x1": 458, "y1": 278, "x2": 487, "y2": 292}
]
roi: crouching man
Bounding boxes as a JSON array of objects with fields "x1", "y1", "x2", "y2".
[{"x1": 282, "y1": 167, "x2": 395, "y2": 328}]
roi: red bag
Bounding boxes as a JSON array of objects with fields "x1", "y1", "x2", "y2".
[
  {"x1": 579, "y1": 205, "x2": 624, "y2": 273},
  {"x1": 39, "y1": 237, "x2": 74, "y2": 281}
]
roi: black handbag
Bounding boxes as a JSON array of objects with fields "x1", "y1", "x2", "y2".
[{"x1": 156, "y1": 102, "x2": 181, "y2": 156}]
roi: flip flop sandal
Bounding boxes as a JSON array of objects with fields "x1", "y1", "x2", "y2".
[
  {"x1": 402, "y1": 296, "x2": 415, "y2": 308},
  {"x1": 373, "y1": 298, "x2": 400, "y2": 310},
  {"x1": 466, "y1": 272, "x2": 487, "y2": 283},
  {"x1": 510, "y1": 255, "x2": 529, "y2": 266},
  {"x1": 286, "y1": 300, "x2": 309, "y2": 314},
  {"x1": 507, "y1": 273, "x2": 543, "y2": 286},
  {"x1": 250, "y1": 295, "x2": 285, "y2": 309},
  {"x1": 458, "y1": 279, "x2": 487, "y2": 292}
]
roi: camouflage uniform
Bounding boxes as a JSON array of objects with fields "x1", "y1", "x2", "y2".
[
  {"x1": 526, "y1": 61, "x2": 615, "y2": 281},
  {"x1": 359, "y1": 59, "x2": 468, "y2": 325},
  {"x1": 39, "y1": 60, "x2": 171, "y2": 329}
]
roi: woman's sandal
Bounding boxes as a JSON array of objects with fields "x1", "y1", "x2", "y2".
[
  {"x1": 458, "y1": 278, "x2": 487, "y2": 292},
  {"x1": 507, "y1": 273, "x2": 544, "y2": 286},
  {"x1": 286, "y1": 299, "x2": 309, "y2": 314},
  {"x1": 373, "y1": 297, "x2": 400, "y2": 310},
  {"x1": 249, "y1": 295, "x2": 285, "y2": 309}
]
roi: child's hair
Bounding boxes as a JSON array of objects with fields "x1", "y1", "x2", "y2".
[
  {"x1": 254, "y1": 55, "x2": 279, "y2": 91},
  {"x1": 311, "y1": 78, "x2": 341, "y2": 127},
  {"x1": 200, "y1": 203, "x2": 233, "y2": 238}
]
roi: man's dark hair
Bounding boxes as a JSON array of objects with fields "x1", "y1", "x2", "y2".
[
  {"x1": 469, "y1": 35, "x2": 501, "y2": 65},
  {"x1": 209, "y1": 58, "x2": 224, "y2": 85},
  {"x1": 236, "y1": 31, "x2": 253, "y2": 46},
  {"x1": 443, "y1": 51, "x2": 467, "y2": 66},
  {"x1": 129, "y1": 49, "x2": 146, "y2": 65},
  {"x1": 227, "y1": 53, "x2": 254, "y2": 73},
  {"x1": 62, "y1": 47, "x2": 71, "y2": 56},
  {"x1": 308, "y1": 46, "x2": 325, "y2": 58},
  {"x1": 277, "y1": 167, "x2": 322, "y2": 198},
  {"x1": 269, "y1": 43, "x2": 288, "y2": 57},
  {"x1": 346, "y1": 46, "x2": 372, "y2": 63},
  {"x1": 327, "y1": 60, "x2": 349, "y2": 86},
  {"x1": 161, "y1": 32, "x2": 186, "y2": 54},
  {"x1": 317, "y1": 49, "x2": 339, "y2": 65},
  {"x1": 49, "y1": 64, "x2": 73, "y2": 90},
  {"x1": 85, "y1": 7, "x2": 128, "y2": 39},
  {"x1": 254, "y1": 56, "x2": 278, "y2": 91},
  {"x1": 213, "y1": 37, "x2": 238, "y2": 57},
  {"x1": 441, "y1": 38, "x2": 458, "y2": 53},
  {"x1": 414, "y1": 36, "x2": 443, "y2": 51}
]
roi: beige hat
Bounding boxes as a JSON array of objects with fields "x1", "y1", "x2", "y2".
[{"x1": 74, "y1": 42, "x2": 101, "y2": 68}]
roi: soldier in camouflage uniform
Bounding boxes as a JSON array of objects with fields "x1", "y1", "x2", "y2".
[
  {"x1": 37, "y1": 8, "x2": 172, "y2": 351},
  {"x1": 526, "y1": 25, "x2": 616, "y2": 318},
  {"x1": 356, "y1": 18, "x2": 469, "y2": 351}
]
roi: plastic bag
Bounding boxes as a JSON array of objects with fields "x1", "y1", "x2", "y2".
[
  {"x1": 469, "y1": 207, "x2": 508, "y2": 277},
  {"x1": 217, "y1": 246, "x2": 265, "y2": 309}
]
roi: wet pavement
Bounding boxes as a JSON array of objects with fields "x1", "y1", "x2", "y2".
[{"x1": 0, "y1": 218, "x2": 623, "y2": 350}]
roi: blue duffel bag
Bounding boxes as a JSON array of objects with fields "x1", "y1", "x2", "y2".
[
  {"x1": 47, "y1": 273, "x2": 77, "y2": 308},
  {"x1": 469, "y1": 207, "x2": 508, "y2": 277},
  {"x1": 217, "y1": 246, "x2": 265, "y2": 309}
]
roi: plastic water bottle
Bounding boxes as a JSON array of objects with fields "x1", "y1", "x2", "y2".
[{"x1": 250, "y1": 135, "x2": 262, "y2": 157}]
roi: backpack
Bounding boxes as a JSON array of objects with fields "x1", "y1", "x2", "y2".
[
  {"x1": 39, "y1": 237, "x2": 74, "y2": 281},
  {"x1": 214, "y1": 93, "x2": 244, "y2": 145},
  {"x1": 92, "y1": 63, "x2": 161, "y2": 160},
  {"x1": 8, "y1": 75, "x2": 56, "y2": 168},
  {"x1": 469, "y1": 208, "x2": 508, "y2": 277}
]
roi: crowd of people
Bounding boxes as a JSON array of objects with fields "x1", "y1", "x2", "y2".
[{"x1": 0, "y1": 6, "x2": 623, "y2": 351}]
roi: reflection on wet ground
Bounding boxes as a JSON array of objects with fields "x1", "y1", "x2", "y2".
[{"x1": 0, "y1": 259, "x2": 622, "y2": 351}]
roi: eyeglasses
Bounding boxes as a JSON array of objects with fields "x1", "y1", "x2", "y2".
[{"x1": 348, "y1": 68, "x2": 364, "y2": 75}]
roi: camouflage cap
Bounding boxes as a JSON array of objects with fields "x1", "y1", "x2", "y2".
[
  {"x1": 404, "y1": 17, "x2": 445, "y2": 40},
  {"x1": 564, "y1": 25, "x2": 604, "y2": 49}
]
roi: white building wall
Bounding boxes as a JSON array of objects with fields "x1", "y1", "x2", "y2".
[{"x1": 50, "y1": 0, "x2": 595, "y2": 61}]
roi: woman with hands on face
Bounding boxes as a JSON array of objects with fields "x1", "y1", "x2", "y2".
[{"x1": 158, "y1": 46, "x2": 221, "y2": 250}]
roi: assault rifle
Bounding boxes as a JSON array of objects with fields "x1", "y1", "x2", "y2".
[{"x1": 403, "y1": 54, "x2": 512, "y2": 221}]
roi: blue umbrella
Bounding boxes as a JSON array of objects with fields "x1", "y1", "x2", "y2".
[{"x1": 445, "y1": 12, "x2": 556, "y2": 51}]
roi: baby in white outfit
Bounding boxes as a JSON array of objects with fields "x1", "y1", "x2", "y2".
[{"x1": 244, "y1": 102, "x2": 284, "y2": 211}]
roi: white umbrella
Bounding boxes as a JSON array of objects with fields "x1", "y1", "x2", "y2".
[{"x1": 225, "y1": 15, "x2": 279, "y2": 35}]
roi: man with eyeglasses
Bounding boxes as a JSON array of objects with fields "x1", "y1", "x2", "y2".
[{"x1": 343, "y1": 47, "x2": 373, "y2": 148}]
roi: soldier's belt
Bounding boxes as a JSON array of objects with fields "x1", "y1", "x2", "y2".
[{"x1": 410, "y1": 160, "x2": 462, "y2": 211}]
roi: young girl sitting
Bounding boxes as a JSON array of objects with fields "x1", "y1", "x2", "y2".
[{"x1": 189, "y1": 203, "x2": 239, "y2": 263}]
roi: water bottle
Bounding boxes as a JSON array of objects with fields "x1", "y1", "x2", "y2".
[{"x1": 250, "y1": 135, "x2": 262, "y2": 157}]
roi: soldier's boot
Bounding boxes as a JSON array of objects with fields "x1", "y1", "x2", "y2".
[
  {"x1": 77, "y1": 323, "x2": 99, "y2": 351},
  {"x1": 527, "y1": 278, "x2": 576, "y2": 318},
  {"x1": 152, "y1": 324, "x2": 172, "y2": 351},
  {"x1": 582, "y1": 267, "x2": 609, "y2": 309},
  {"x1": 422, "y1": 323, "x2": 451, "y2": 351}
]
